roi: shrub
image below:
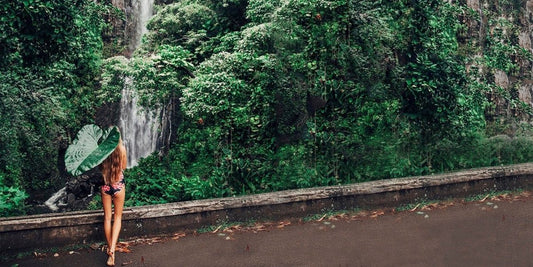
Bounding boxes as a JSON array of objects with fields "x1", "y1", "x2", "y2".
[{"x1": 0, "y1": 174, "x2": 28, "y2": 217}]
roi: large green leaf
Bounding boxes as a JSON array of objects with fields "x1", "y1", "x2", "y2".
[{"x1": 65, "y1": 124, "x2": 120, "y2": 176}]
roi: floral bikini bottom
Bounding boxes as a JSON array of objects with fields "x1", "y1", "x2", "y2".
[{"x1": 101, "y1": 179, "x2": 125, "y2": 196}]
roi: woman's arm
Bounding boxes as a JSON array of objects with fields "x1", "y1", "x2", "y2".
[{"x1": 121, "y1": 145, "x2": 127, "y2": 170}]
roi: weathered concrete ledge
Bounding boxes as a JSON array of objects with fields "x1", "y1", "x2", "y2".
[{"x1": 2, "y1": 163, "x2": 533, "y2": 254}]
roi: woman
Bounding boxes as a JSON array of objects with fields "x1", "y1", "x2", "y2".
[{"x1": 99, "y1": 137, "x2": 127, "y2": 266}]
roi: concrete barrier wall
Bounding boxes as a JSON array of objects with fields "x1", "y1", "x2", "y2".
[{"x1": 2, "y1": 163, "x2": 533, "y2": 254}]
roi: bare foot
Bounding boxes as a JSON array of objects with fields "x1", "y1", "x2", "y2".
[{"x1": 106, "y1": 251, "x2": 115, "y2": 266}]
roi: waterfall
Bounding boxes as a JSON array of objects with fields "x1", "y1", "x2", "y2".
[
  {"x1": 129, "y1": 0, "x2": 154, "y2": 51},
  {"x1": 119, "y1": 78, "x2": 160, "y2": 167},
  {"x1": 119, "y1": 0, "x2": 159, "y2": 167},
  {"x1": 44, "y1": 187, "x2": 67, "y2": 212}
]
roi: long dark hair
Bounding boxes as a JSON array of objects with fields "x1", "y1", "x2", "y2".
[{"x1": 100, "y1": 138, "x2": 127, "y2": 185}]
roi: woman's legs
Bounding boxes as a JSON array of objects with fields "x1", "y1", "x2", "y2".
[
  {"x1": 101, "y1": 188, "x2": 125, "y2": 266},
  {"x1": 109, "y1": 188, "x2": 125, "y2": 253},
  {"x1": 101, "y1": 190, "x2": 113, "y2": 250}
]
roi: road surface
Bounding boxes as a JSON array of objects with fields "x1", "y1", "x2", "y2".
[{"x1": 6, "y1": 192, "x2": 533, "y2": 267}]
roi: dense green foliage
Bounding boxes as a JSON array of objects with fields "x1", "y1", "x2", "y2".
[
  {"x1": 116, "y1": 0, "x2": 533, "y2": 205},
  {"x1": 0, "y1": 0, "x2": 115, "y2": 215},
  {"x1": 0, "y1": 173, "x2": 28, "y2": 217},
  {"x1": 2, "y1": 0, "x2": 533, "y2": 214}
]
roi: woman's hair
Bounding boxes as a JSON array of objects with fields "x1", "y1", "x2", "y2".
[{"x1": 100, "y1": 137, "x2": 127, "y2": 185}]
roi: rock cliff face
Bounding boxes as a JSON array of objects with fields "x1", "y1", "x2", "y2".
[
  {"x1": 104, "y1": 0, "x2": 143, "y2": 57},
  {"x1": 465, "y1": 0, "x2": 533, "y2": 127}
]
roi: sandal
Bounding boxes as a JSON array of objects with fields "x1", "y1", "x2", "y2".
[{"x1": 106, "y1": 250, "x2": 115, "y2": 266}]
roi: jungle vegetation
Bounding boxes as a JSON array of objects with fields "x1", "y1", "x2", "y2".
[{"x1": 1, "y1": 0, "x2": 533, "y2": 215}]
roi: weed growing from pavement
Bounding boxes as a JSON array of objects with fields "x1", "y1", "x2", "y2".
[
  {"x1": 196, "y1": 220, "x2": 256, "y2": 234},
  {"x1": 464, "y1": 188, "x2": 525, "y2": 202},
  {"x1": 302, "y1": 209, "x2": 362, "y2": 222},
  {"x1": 395, "y1": 200, "x2": 440, "y2": 212},
  {"x1": 395, "y1": 188, "x2": 528, "y2": 212},
  {"x1": 295, "y1": 189, "x2": 529, "y2": 217}
]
